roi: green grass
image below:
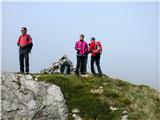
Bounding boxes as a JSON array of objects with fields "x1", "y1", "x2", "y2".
[{"x1": 37, "y1": 74, "x2": 160, "y2": 120}]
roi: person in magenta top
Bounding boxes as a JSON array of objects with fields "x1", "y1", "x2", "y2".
[
  {"x1": 17, "y1": 27, "x2": 33, "y2": 74},
  {"x1": 75, "y1": 34, "x2": 88, "y2": 75}
]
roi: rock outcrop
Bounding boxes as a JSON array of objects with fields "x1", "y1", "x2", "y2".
[
  {"x1": 1, "y1": 72, "x2": 68, "y2": 120},
  {"x1": 40, "y1": 55, "x2": 74, "y2": 74}
]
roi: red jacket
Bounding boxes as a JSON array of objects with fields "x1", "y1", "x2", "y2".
[
  {"x1": 17, "y1": 34, "x2": 32, "y2": 46},
  {"x1": 89, "y1": 41, "x2": 97, "y2": 56},
  {"x1": 89, "y1": 41, "x2": 102, "y2": 56}
]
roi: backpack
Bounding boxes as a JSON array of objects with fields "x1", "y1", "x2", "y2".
[
  {"x1": 18, "y1": 35, "x2": 33, "y2": 53},
  {"x1": 26, "y1": 35, "x2": 33, "y2": 53},
  {"x1": 95, "y1": 41, "x2": 102, "y2": 54}
]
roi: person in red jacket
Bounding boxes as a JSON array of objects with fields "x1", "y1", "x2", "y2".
[
  {"x1": 17, "y1": 27, "x2": 33, "y2": 74},
  {"x1": 89, "y1": 37, "x2": 102, "y2": 76}
]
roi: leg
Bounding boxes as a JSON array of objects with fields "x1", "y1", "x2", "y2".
[
  {"x1": 84, "y1": 55, "x2": 88, "y2": 74},
  {"x1": 91, "y1": 56, "x2": 96, "y2": 75},
  {"x1": 95, "y1": 54, "x2": 102, "y2": 75},
  {"x1": 80, "y1": 56, "x2": 85, "y2": 75},
  {"x1": 24, "y1": 52, "x2": 29, "y2": 73},
  {"x1": 60, "y1": 64, "x2": 65, "y2": 73},
  {"x1": 66, "y1": 63, "x2": 71, "y2": 74},
  {"x1": 75, "y1": 55, "x2": 81, "y2": 75},
  {"x1": 19, "y1": 50, "x2": 24, "y2": 73}
]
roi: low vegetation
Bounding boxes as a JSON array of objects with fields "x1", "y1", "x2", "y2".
[{"x1": 37, "y1": 74, "x2": 160, "y2": 120}]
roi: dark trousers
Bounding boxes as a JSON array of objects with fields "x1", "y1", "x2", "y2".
[
  {"x1": 19, "y1": 48, "x2": 29, "y2": 73},
  {"x1": 91, "y1": 54, "x2": 102, "y2": 75},
  {"x1": 75, "y1": 55, "x2": 86, "y2": 75},
  {"x1": 84, "y1": 55, "x2": 88, "y2": 73}
]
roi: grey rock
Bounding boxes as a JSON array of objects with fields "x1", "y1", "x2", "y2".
[
  {"x1": 25, "y1": 75, "x2": 33, "y2": 80},
  {"x1": 1, "y1": 72, "x2": 68, "y2": 120}
]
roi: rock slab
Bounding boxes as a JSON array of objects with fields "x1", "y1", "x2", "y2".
[{"x1": 1, "y1": 72, "x2": 68, "y2": 120}]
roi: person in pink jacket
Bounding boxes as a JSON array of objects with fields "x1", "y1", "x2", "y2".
[{"x1": 75, "y1": 34, "x2": 88, "y2": 75}]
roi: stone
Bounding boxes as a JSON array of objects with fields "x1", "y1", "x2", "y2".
[
  {"x1": 110, "y1": 106, "x2": 118, "y2": 111},
  {"x1": 40, "y1": 55, "x2": 74, "y2": 74},
  {"x1": 72, "y1": 114, "x2": 83, "y2": 120},
  {"x1": 122, "y1": 111, "x2": 128, "y2": 120},
  {"x1": 25, "y1": 74, "x2": 33, "y2": 80},
  {"x1": 90, "y1": 86, "x2": 104, "y2": 94},
  {"x1": 1, "y1": 72, "x2": 68, "y2": 120},
  {"x1": 72, "y1": 109, "x2": 80, "y2": 113},
  {"x1": 72, "y1": 109, "x2": 82, "y2": 120}
]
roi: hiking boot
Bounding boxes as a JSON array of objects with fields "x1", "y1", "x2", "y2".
[
  {"x1": 16, "y1": 71, "x2": 24, "y2": 74},
  {"x1": 25, "y1": 72, "x2": 29, "y2": 75},
  {"x1": 74, "y1": 71, "x2": 80, "y2": 76}
]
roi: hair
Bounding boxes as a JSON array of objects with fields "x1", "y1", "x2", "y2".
[
  {"x1": 22, "y1": 27, "x2": 27, "y2": 31},
  {"x1": 80, "y1": 34, "x2": 84, "y2": 38},
  {"x1": 91, "y1": 37, "x2": 95, "y2": 40}
]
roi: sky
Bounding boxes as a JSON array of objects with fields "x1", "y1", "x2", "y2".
[{"x1": 1, "y1": 1, "x2": 159, "y2": 90}]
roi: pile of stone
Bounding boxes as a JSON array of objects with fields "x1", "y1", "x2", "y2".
[{"x1": 40, "y1": 55, "x2": 74, "y2": 74}]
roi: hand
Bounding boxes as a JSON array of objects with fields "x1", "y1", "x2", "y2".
[
  {"x1": 20, "y1": 44, "x2": 25, "y2": 48},
  {"x1": 93, "y1": 50, "x2": 98, "y2": 53},
  {"x1": 77, "y1": 48, "x2": 81, "y2": 51}
]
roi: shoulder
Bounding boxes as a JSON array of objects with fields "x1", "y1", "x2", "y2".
[
  {"x1": 27, "y1": 34, "x2": 31, "y2": 37},
  {"x1": 83, "y1": 41, "x2": 87, "y2": 44}
]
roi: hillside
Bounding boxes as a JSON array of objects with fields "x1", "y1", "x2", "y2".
[
  {"x1": 37, "y1": 73, "x2": 160, "y2": 120},
  {"x1": 1, "y1": 72, "x2": 160, "y2": 120}
]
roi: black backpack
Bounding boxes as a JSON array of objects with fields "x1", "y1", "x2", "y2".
[{"x1": 26, "y1": 35, "x2": 33, "y2": 53}]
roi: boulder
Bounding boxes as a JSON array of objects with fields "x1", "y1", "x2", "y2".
[{"x1": 1, "y1": 72, "x2": 68, "y2": 120}]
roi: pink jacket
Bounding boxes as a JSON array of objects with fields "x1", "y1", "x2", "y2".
[{"x1": 75, "y1": 40, "x2": 88, "y2": 56}]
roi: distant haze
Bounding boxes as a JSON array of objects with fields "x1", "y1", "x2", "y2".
[{"x1": 2, "y1": 2, "x2": 159, "y2": 90}]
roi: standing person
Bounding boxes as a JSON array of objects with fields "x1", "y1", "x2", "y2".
[
  {"x1": 75, "y1": 34, "x2": 88, "y2": 75},
  {"x1": 89, "y1": 37, "x2": 102, "y2": 76},
  {"x1": 17, "y1": 27, "x2": 33, "y2": 74}
]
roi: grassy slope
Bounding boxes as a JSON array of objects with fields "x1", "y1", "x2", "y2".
[{"x1": 37, "y1": 74, "x2": 160, "y2": 120}]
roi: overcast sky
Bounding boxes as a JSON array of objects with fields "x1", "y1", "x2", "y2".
[{"x1": 2, "y1": 1, "x2": 159, "y2": 90}]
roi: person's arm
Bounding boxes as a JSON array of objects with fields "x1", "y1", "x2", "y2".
[
  {"x1": 89, "y1": 43, "x2": 94, "y2": 53},
  {"x1": 75, "y1": 41, "x2": 80, "y2": 51},
  {"x1": 93, "y1": 45, "x2": 99, "y2": 53},
  {"x1": 85, "y1": 42, "x2": 89, "y2": 54}
]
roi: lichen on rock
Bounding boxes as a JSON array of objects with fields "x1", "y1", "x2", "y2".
[{"x1": 1, "y1": 72, "x2": 68, "y2": 120}]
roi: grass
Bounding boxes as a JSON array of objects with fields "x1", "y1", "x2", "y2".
[{"x1": 37, "y1": 73, "x2": 160, "y2": 120}]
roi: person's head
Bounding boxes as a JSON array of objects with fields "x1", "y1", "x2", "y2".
[
  {"x1": 80, "y1": 34, "x2": 84, "y2": 41},
  {"x1": 21, "y1": 27, "x2": 27, "y2": 35},
  {"x1": 90, "y1": 37, "x2": 96, "y2": 43}
]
